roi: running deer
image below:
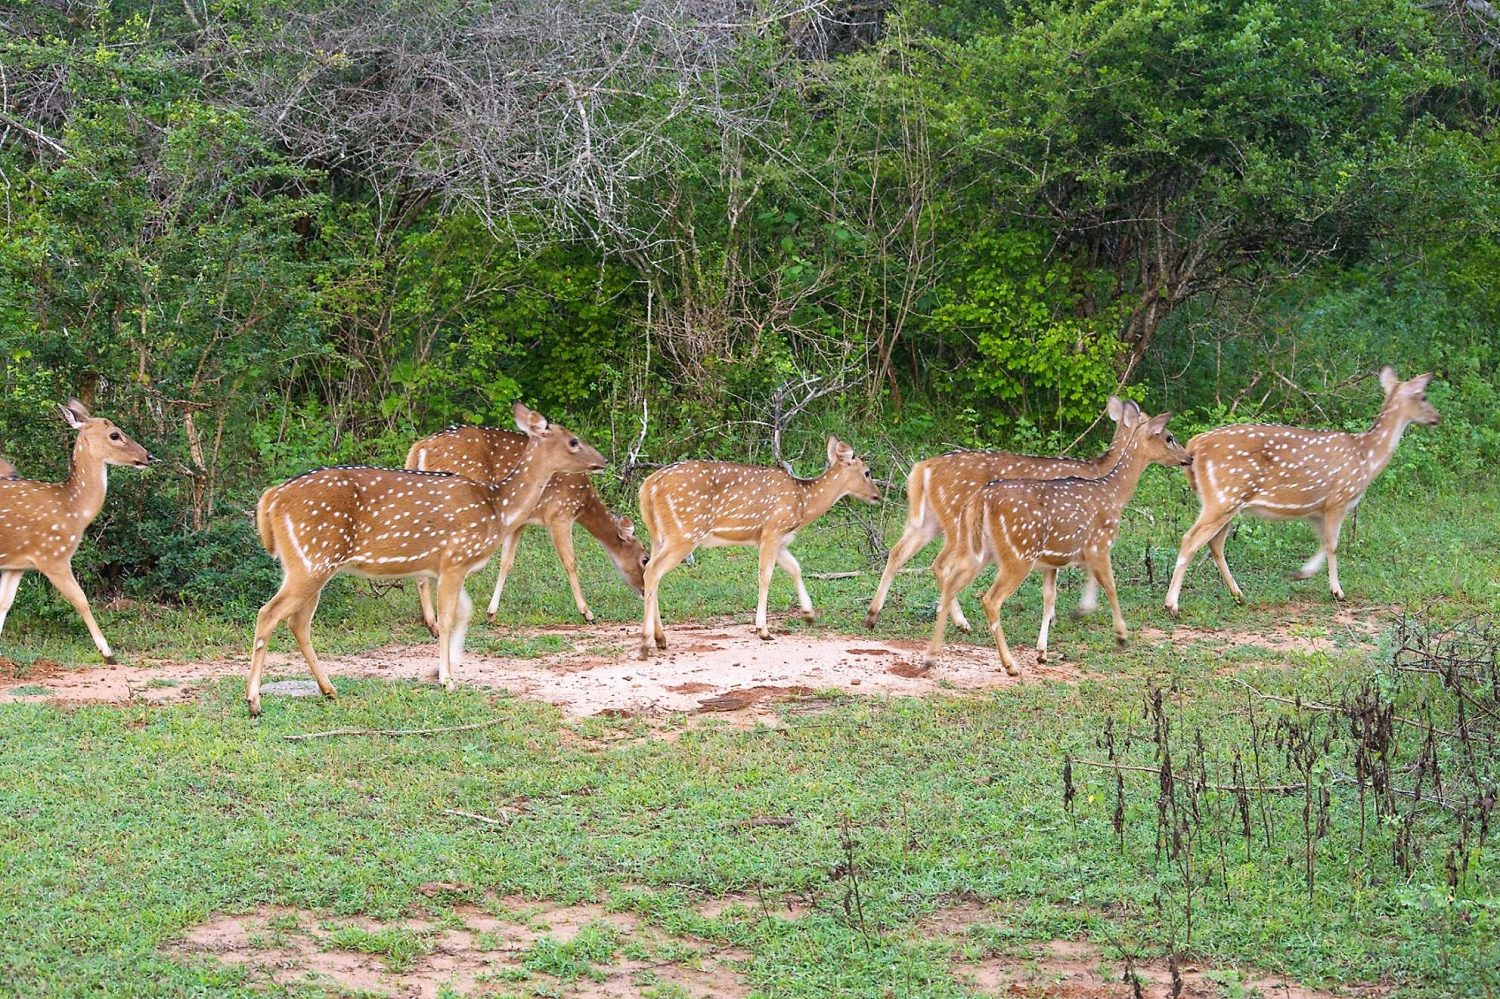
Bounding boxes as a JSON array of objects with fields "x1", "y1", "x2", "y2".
[
  {"x1": 0, "y1": 400, "x2": 151, "y2": 663},
  {"x1": 1164, "y1": 367, "x2": 1439, "y2": 615},
  {"x1": 405, "y1": 426, "x2": 645, "y2": 629},
  {"x1": 637, "y1": 437, "x2": 881, "y2": 659},
  {"x1": 925, "y1": 409, "x2": 1189, "y2": 675},
  {"x1": 865, "y1": 396, "x2": 1141, "y2": 631},
  {"x1": 247, "y1": 402, "x2": 605, "y2": 716}
]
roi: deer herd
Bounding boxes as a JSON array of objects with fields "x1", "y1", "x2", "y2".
[{"x1": 0, "y1": 368, "x2": 1439, "y2": 717}]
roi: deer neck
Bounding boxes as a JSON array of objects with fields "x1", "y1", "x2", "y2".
[
  {"x1": 1357, "y1": 401, "x2": 1411, "y2": 482},
  {"x1": 795, "y1": 469, "x2": 850, "y2": 529},
  {"x1": 64, "y1": 441, "x2": 109, "y2": 522},
  {"x1": 1094, "y1": 435, "x2": 1150, "y2": 517},
  {"x1": 574, "y1": 490, "x2": 620, "y2": 546},
  {"x1": 486, "y1": 444, "x2": 557, "y2": 533}
]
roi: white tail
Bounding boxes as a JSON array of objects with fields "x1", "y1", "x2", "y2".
[
  {"x1": 925, "y1": 409, "x2": 1189, "y2": 675},
  {"x1": 1165, "y1": 366, "x2": 1439, "y2": 614},
  {"x1": 636, "y1": 436, "x2": 881, "y2": 658},
  {"x1": 0, "y1": 400, "x2": 151, "y2": 663},
  {"x1": 406, "y1": 426, "x2": 645, "y2": 628},
  {"x1": 866, "y1": 396, "x2": 1142, "y2": 630},
  {"x1": 246, "y1": 402, "x2": 606, "y2": 716}
]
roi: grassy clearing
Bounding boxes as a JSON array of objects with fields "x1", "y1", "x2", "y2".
[{"x1": 0, "y1": 469, "x2": 1495, "y2": 997}]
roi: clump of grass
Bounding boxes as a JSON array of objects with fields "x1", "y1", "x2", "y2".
[
  {"x1": 521, "y1": 921, "x2": 620, "y2": 982},
  {"x1": 323, "y1": 924, "x2": 432, "y2": 972}
]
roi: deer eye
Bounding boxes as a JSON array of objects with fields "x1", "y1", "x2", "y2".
[
  {"x1": 109, "y1": 432, "x2": 122, "y2": 442},
  {"x1": 568, "y1": 438, "x2": 580, "y2": 449},
  {"x1": 640, "y1": 556, "x2": 649, "y2": 566},
  {"x1": 864, "y1": 469, "x2": 872, "y2": 478}
]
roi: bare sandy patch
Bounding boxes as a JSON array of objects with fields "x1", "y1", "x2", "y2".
[
  {"x1": 926, "y1": 901, "x2": 1388, "y2": 999},
  {"x1": 1138, "y1": 604, "x2": 1388, "y2": 659},
  {"x1": 171, "y1": 895, "x2": 751, "y2": 998},
  {"x1": 0, "y1": 615, "x2": 1080, "y2": 715}
]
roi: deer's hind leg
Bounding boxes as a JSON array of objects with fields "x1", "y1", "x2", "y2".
[
  {"x1": 485, "y1": 529, "x2": 521, "y2": 622},
  {"x1": 1208, "y1": 520, "x2": 1245, "y2": 601},
  {"x1": 248, "y1": 570, "x2": 328, "y2": 716},
  {"x1": 925, "y1": 542, "x2": 984, "y2": 667},
  {"x1": 639, "y1": 540, "x2": 693, "y2": 659},
  {"x1": 286, "y1": 593, "x2": 336, "y2": 700},
  {"x1": 754, "y1": 537, "x2": 780, "y2": 640},
  {"x1": 0, "y1": 570, "x2": 24, "y2": 635},
  {"x1": 1165, "y1": 505, "x2": 1240, "y2": 615},
  {"x1": 866, "y1": 503, "x2": 939, "y2": 628},
  {"x1": 1087, "y1": 553, "x2": 1129, "y2": 646},
  {"x1": 776, "y1": 545, "x2": 815, "y2": 623},
  {"x1": 1036, "y1": 567, "x2": 1059, "y2": 661}
]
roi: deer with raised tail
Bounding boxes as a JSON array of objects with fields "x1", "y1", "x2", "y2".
[
  {"x1": 925, "y1": 408, "x2": 1189, "y2": 675},
  {"x1": 247, "y1": 402, "x2": 605, "y2": 716},
  {"x1": 405, "y1": 426, "x2": 646, "y2": 630},
  {"x1": 1164, "y1": 366, "x2": 1439, "y2": 615},
  {"x1": 0, "y1": 400, "x2": 152, "y2": 663},
  {"x1": 865, "y1": 396, "x2": 1141, "y2": 631},
  {"x1": 637, "y1": 437, "x2": 881, "y2": 659}
]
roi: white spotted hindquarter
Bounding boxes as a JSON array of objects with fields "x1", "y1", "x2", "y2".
[
  {"x1": 640, "y1": 462, "x2": 813, "y2": 551},
  {"x1": 967, "y1": 476, "x2": 1124, "y2": 569}
]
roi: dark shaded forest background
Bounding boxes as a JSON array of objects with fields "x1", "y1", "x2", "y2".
[{"x1": 2, "y1": 0, "x2": 1498, "y2": 609}]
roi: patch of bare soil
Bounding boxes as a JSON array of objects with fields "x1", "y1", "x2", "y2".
[
  {"x1": 1138, "y1": 604, "x2": 1388, "y2": 659},
  {"x1": 0, "y1": 615, "x2": 1080, "y2": 715},
  {"x1": 927, "y1": 902, "x2": 1388, "y2": 999},
  {"x1": 171, "y1": 896, "x2": 752, "y2": 998},
  {"x1": 0, "y1": 657, "x2": 63, "y2": 682}
]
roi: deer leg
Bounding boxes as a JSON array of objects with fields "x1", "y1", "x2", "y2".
[
  {"x1": 924, "y1": 544, "x2": 981, "y2": 667},
  {"x1": 865, "y1": 514, "x2": 939, "y2": 628},
  {"x1": 1290, "y1": 514, "x2": 1327, "y2": 580},
  {"x1": 36, "y1": 562, "x2": 115, "y2": 664},
  {"x1": 979, "y1": 562, "x2": 1028, "y2": 677},
  {"x1": 776, "y1": 545, "x2": 815, "y2": 623},
  {"x1": 754, "y1": 538, "x2": 779, "y2": 640},
  {"x1": 435, "y1": 570, "x2": 469, "y2": 692},
  {"x1": 485, "y1": 530, "x2": 521, "y2": 622},
  {"x1": 1074, "y1": 570, "x2": 1100, "y2": 618},
  {"x1": 1091, "y1": 555, "x2": 1129, "y2": 646},
  {"x1": 416, "y1": 578, "x2": 439, "y2": 638},
  {"x1": 1320, "y1": 511, "x2": 1348, "y2": 601},
  {"x1": 448, "y1": 583, "x2": 475, "y2": 675},
  {"x1": 640, "y1": 542, "x2": 691, "y2": 659},
  {"x1": 1036, "y1": 567, "x2": 1059, "y2": 661},
  {"x1": 286, "y1": 594, "x2": 336, "y2": 700},
  {"x1": 549, "y1": 522, "x2": 593, "y2": 623},
  {"x1": 1165, "y1": 508, "x2": 1238, "y2": 615},
  {"x1": 1208, "y1": 521, "x2": 1245, "y2": 601},
  {"x1": 0, "y1": 570, "x2": 23, "y2": 635},
  {"x1": 247, "y1": 576, "x2": 313, "y2": 717}
]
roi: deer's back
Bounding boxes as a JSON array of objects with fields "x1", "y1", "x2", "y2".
[
  {"x1": 913, "y1": 450, "x2": 1098, "y2": 529},
  {"x1": 641, "y1": 461, "x2": 802, "y2": 541},
  {"x1": 1188, "y1": 425, "x2": 1368, "y2": 514},
  {"x1": 264, "y1": 466, "x2": 496, "y2": 575},
  {"x1": 407, "y1": 425, "x2": 595, "y2": 521}
]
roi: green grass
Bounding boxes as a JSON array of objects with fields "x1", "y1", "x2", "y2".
[{"x1": 0, "y1": 468, "x2": 1496, "y2": 997}]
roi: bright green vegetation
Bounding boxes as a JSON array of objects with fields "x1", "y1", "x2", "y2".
[{"x1": 1, "y1": 471, "x2": 1495, "y2": 997}]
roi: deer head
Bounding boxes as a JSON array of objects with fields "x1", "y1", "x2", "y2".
[
  {"x1": 1378, "y1": 367, "x2": 1440, "y2": 428},
  {"x1": 512, "y1": 401, "x2": 607, "y2": 476},
  {"x1": 826, "y1": 436, "x2": 881, "y2": 504},
  {"x1": 612, "y1": 515, "x2": 648, "y2": 595},
  {"x1": 60, "y1": 399, "x2": 151, "y2": 469},
  {"x1": 1131, "y1": 411, "x2": 1191, "y2": 469}
]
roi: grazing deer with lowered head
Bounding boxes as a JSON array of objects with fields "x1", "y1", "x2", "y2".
[
  {"x1": 1164, "y1": 367, "x2": 1439, "y2": 615},
  {"x1": 925, "y1": 409, "x2": 1189, "y2": 675},
  {"x1": 866, "y1": 397, "x2": 1142, "y2": 631},
  {"x1": 0, "y1": 400, "x2": 151, "y2": 663},
  {"x1": 405, "y1": 425, "x2": 645, "y2": 630},
  {"x1": 247, "y1": 402, "x2": 605, "y2": 716},
  {"x1": 637, "y1": 437, "x2": 881, "y2": 659}
]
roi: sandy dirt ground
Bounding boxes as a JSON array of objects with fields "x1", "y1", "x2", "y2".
[{"x1": 0, "y1": 605, "x2": 1386, "y2": 716}]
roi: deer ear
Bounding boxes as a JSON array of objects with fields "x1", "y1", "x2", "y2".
[
  {"x1": 1379, "y1": 366, "x2": 1399, "y2": 395},
  {"x1": 1106, "y1": 396, "x2": 1123, "y2": 422},
  {"x1": 513, "y1": 401, "x2": 549, "y2": 436},
  {"x1": 826, "y1": 435, "x2": 843, "y2": 465},
  {"x1": 1145, "y1": 412, "x2": 1173, "y2": 436},
  {"x1": 617, "y1": 517, "x2": 635, "y2": 539},
  {"x1": 1410, "y1": 373, "x2": 1434, "y2": 391},
  {"x1": 60, "y1": 399, "x2": 91, "y2": 429}
]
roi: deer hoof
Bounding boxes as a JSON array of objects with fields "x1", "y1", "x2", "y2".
[
  {"x1": 1166, "y1": 604, "x2": 1180, "y2": 619},
  {"x1": 638, "y1": 646, "x2": 651, "y2": 661},
  {"x1": 1332, "y1": 589, "x2": 1346, "y2": 601},
  {"x1": 1035, "y1": 648, "x2": 1047, "y2": 663},
  {"x1": 1001, "y1": 664, "x2": 1020, "y2": 677},
  {"x1": 104, "y1": 654, "x2": 118, "y2": 666},
  {"x1": 801, "y1": 610, "x2": 817, "y2": 624},
  {"x1": 582, "y1": 610, "x2": 595, "y2": 624},
  {"x1": 923, "y1": 654, "x2": 940, "y2": 669},
  {"x1": 485, "y1": 612, "x2": 497, "y2": 625},
  {"x1": 321, "y1": 687, "x2": 338, "y2": 701},
  {"x1": 864, "y1": 611, "x2": 878, "y2": 629},
  {"x1": 1116, "y1": 635, "x2": 1128, "y2": 648},
  {"x1": 443, "y1": 680, "x2": 457, "y2": 694},
  {"x1": 247, "y1": 699, "x2": 261, "y2": 718},
  {"x1": 757, "y1": 629, "x2": 773, "y2": 641}
]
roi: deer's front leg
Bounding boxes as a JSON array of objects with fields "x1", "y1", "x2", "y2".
[
  {"x1": 435, "y1": 569, "x2": 469, "y2": 692},
  {"x1": 0, "y1": 570, "x2": 23, "y2": 635},
  {"x1": 754, "y1": 538, "x2": 779, "y2": 640},
  {"x1": 775, "y1": 545, "x2": 815, "y2": 623},
  {"x1": 1036, "y1": 567, "x2": 1058, "y2": 661},
  {"x1": 549, "y1": 521, "x2": 593, "y2": 623},
  {"x1": 1319, "y1": 510, "x2": 1348, "y2": 601},
  {"x1": 486, "y1": 530, "x2": 520, "y2": 622},
  {"x1": 37, "y1": 562, "x2": 114, "y2": 664}
]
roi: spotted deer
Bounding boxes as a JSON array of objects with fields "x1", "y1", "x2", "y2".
[
  {"x1": 1164, "y1": 367, "x2": 1439, "y2": 615},
  {"x1": 0, "y1": 400, "x2": 151, "y2": 663},
  {"x1": 865, "y1": 397, "x2": 1141, "y2": 631},
  {"x1": 637, "y1": 437, "x2": 881, "y2": 659},
  {"x1": 925, "y1": 409, "x2": 1189, "y2": 675},
  {"x1": 405, "y1": 426, "x2": 645, "y2": 630},
  {"x1": 247, "y1": 403, "x2": 605, "y2": 716}
]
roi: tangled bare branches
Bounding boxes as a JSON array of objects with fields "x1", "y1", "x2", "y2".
[{"x1": 223, "y1": 0, "x2": 836, "y2": 247}]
